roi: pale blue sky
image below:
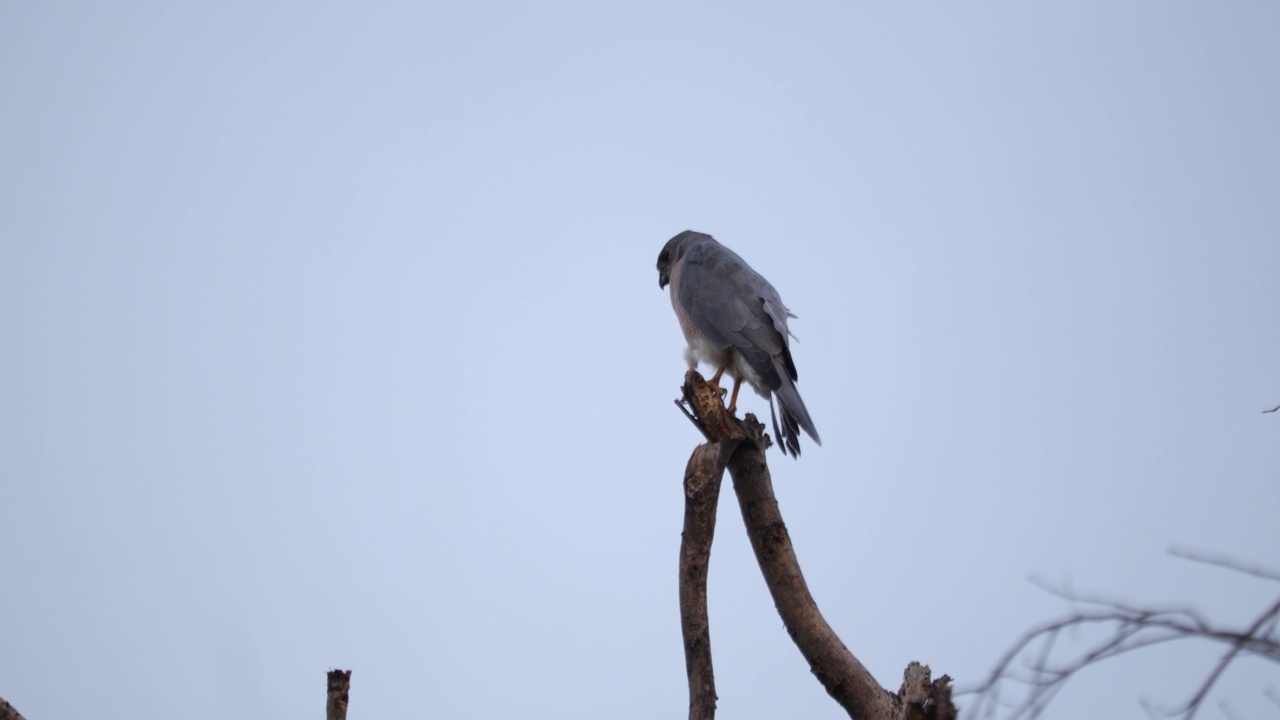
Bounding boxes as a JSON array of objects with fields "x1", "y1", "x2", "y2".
[{"x1": 2, "y1": 2, "x2": 1278, "y2": 718}]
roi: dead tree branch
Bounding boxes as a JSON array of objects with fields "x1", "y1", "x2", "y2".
[
  {"x1": 677, "y1": 372, "x2": 746, "y2": 720},
  {"x1": 1169, "y1": 545, "x2": 1280, "y2": 583},
  {"x1": 965, "y1": 551, "x2": 1280, "y2": 719},
  {"x1": 725, "y1": 418, "x2": 898, "y2": 718},
  {"x1": 326, "y1": 669, "x2": 351, "y2": 720},
  {"x1": 0, "y1": 697, "x2": 27, "y2": 720},
  {"x1": 676, "y1": 370, "x2": 955, "y2": 720},
  {"x1": 679, "y1": 433, "x2": 745, "y2": 720}
]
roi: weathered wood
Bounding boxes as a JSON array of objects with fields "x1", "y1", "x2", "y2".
[
  {"x1": 676, "y1": 370, "x2": 954, "y2": 720},
  {"x1": 679, "y1": 442, "x2": 729, "y2": 720},
  {"x1": 900, "y1": 662, "x2": 955, "y2": 720},
  {"x1": 0, "y1": 696, "x2": 27, "y2": 720},
  {"x1": 326, "y1": 669, "x2": 351, "y2": 720},
  {"x1": 724, "y1": 416, "x2": 898, "y2": 718}
]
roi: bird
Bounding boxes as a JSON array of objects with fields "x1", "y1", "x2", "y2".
[{"x1": 656, "y1": 230, "x2": 821, "y2": 457}]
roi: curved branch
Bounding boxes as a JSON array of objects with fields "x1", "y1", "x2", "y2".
[
  {"x1": 675, "y1": 371, "x2": 954, "y2": 720},
  {"x1": 724, "y1": 423, "x2": 902, "y2": 718},
  {"x1": 966, "y1": 572, "x2": 1280, "y2": 720}
]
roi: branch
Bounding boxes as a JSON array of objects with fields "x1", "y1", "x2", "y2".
[
  {"x1": 679, "y1": 443, "x2": 732, "y2": 720},
  {"x1": 327, "y1": 669, "x2": 351, "y2": 720},
  {"x1": 725, "y1": 419, "x2": 902, "y2": 719},
  {"x1": 677, "y1": 372, "x2": 747, "y2": 720},
  {"x1": 676, "y1": 370, "x2": 954, "y2": 720},
  {"x1": 966, "y1": 567, "x2": 1280, "y2": 719},
  {"x1": 0, "y1": 697, "x2": 27, "y2": 720},
  {"x1": 1177, "y1": 595, "x2": 1280, "y2": 720},
  {"x1": 1168, "y1": 545, "x2": 1280, "y2": 583}
]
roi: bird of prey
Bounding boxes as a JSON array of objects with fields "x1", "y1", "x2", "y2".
[{"x1": 657, "y1": 230, "x2": 821, "y2": 457}]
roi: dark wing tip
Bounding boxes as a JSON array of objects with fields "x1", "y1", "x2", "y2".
[{"x1": 769, "y1": 395, "x2": 804, "y2": 458}]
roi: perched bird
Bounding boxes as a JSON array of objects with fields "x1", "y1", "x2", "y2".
[{"x1": 657, "y1": 230, "x2": 821, "y2": 457}]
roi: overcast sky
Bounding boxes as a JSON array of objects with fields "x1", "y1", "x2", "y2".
[{"x1": 2, "y1": 2, "x2": 1278, "y2": 719}]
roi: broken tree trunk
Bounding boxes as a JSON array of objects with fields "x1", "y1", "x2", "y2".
[
  {"x1": 326, "y1": 669, "x2": 351, "y2": 720},
  {"x1": 675, "y1": 370, "x2": 955, "y2": 720}
]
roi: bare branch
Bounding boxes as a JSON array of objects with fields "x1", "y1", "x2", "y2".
[
  {"x1": 1176, "y1": 596, "x2": 1280, "y2": 720},
  {"x1": 1217, "y1": 698, "x2": 1242, "y2": 720},
  {"x1": 967, "y1": 561, "x2": 1280, "y2": 719},
  {"x1": 722, "y1": 412, "x2": 892, "y2": 718},
  {"x1": 724, "y1": 411, "x2": 954, "y2": 719},
  {"x1": 1262, "y1": 686, "x2": 1280, "y2": 708},
  {"x1": 675, "y1": 370, "x2": 954, "y2": 720},
  {"x1": 678, "y1": 439, "x2": 739, "y2": 720},
  {"x1": 326, "y1": 669, "x2": 351, "y2": 720},
  {"x1": 1263, "y1": 402, "x2": 1279, "y2": 414},
  {"x1": 1168, "y1": 546, "x2": 1280, "y2": 583},
  {"x1": 674, "y1": 372, "x2": 752, "y2": 720},
  {"x1": 0, "y1": 697, "x2": 27, "y2": 720}
]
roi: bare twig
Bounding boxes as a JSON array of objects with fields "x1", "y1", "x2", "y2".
[
  {"x1": 1168, "y1": 546, "x2": 1280, "y2": 583},
  {"x1": 327, "y1": 669, "x2": 351, "y2": 720},
  {"x1": 1263, "y1": 402, "x2": 1279, "y2": 414},
  {"x1": 966, "y1": 558, "x2": 1280, "y2": 719},
  {"x1": 1175, "y1": 596, "x2": 1280, "y2": 720},
  {"x1": 1262, "y1": 686, "x2": 1280, "y2": 708}
]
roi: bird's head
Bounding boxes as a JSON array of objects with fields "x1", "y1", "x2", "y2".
[{"x1": 657, "y1": 230, "x2": 712, "y2": 289}]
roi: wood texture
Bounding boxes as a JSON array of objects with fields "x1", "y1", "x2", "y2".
[
  {"x1": 326, "y1": 669, "x2": 351, "y2": 720},
  {"x1": 677, "y1": 370, "x2": 955, "y2": 720},
  {"x1": 0, "y1": 697, "x2": 27, "y2": 720}
]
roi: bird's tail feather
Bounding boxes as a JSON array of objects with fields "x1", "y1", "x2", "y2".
[{"x1": 770, "y1": 375, "x2": 820, "y2": 458}]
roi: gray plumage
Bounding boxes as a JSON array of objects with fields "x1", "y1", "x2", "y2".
[{"x1": 656, "y1": 230, "x2": 821, "y2": 457}]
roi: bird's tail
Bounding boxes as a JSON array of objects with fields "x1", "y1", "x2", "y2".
[{"x1": 769, "y1": 376, "x2": 820, "y2": 458}]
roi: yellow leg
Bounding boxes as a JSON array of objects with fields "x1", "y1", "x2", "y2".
[
  {"x1": 708, "y1": 358, "x2": 732, "y2": 389},
  {"x1": 727, "y1": 377, "x2": 743, "y2": 412}
]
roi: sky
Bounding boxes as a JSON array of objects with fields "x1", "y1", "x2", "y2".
[{"x1": 2, "y1": 2, "x2": 1278, "y2": 718}]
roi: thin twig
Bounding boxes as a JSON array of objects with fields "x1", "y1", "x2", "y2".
[
  {"x1": 1177, "y1": 596, "x2": 1280, "y2": 720},
  {"x1": 1169, "y1": 546, "x2": 1280, "y2": 583},
  {"x1": 967, "y1": 564, "x2": 1280, "y2": 720},
  {"x1": 1262, "y1": 686, "x2": 1280, "y2": 708}
]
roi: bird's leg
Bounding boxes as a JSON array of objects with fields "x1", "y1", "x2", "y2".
[
  {"x1": 727, "y1": 377, "x2": 743, "y2": 414},
  {"x1": 707, "y1": 359, "x2": 732, "y2": 400}
]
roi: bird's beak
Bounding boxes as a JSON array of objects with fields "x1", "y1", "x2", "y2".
[{"x1": 658, "y1": 272, "x2": 669, "y2": 289}]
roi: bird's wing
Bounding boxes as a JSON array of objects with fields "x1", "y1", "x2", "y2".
[
  {"x1": 676, "y1": 240, "x2": 821, "y2": 455},
  {"x1": 677, "y1": 241, "x2": 787, "y2": 390}
]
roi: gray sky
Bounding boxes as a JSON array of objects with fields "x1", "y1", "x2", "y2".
[{"x1": 2, "y1": 2, "x2": 1278, "y2": 718}]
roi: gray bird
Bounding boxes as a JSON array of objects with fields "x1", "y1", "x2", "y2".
[{"x1": 657, "y1": 230, "x2": 821, "y2": 457}]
